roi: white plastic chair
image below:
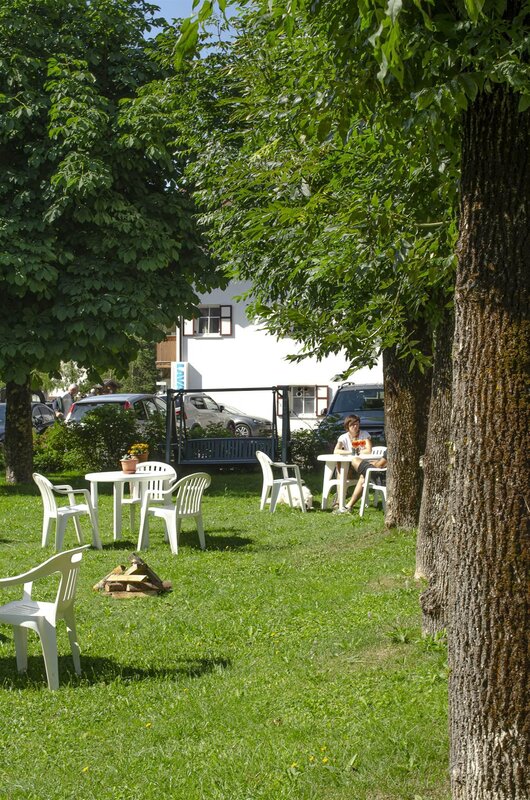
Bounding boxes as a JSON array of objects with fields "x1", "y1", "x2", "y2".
[
  {"x1": 33, "y1": 472, "x2": 101, "y2": 551},
  {"x1": 121, "y1": 461, "x2": 177, "y2": 531},
  {"x1": 0, "y1": 545, "x2": 89, "y2": 690},
  {"x1": 137, "y1": 472, "x2": 211, "y2": 554},
  {"x1": 255, "y1": 451, "x2": 306, "y2": 513},
  {"x1": 359, "y1": 467, "x2": 387, "y2": 516}
]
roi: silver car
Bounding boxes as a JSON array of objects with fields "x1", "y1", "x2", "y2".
[
  {"x1": 221, "y1": 405, "x2": 272, "y2": 437},
  {"x1": 174, "y1": 394, "x2": 272, "y2": 437},
  {"x1": 175, "y1": 393, "x2": 235, "y2": 433}
]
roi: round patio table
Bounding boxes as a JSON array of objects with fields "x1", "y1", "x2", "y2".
[
  {"x1": 317, "y1": 453, "x2": 379, "y2": 512},
  {"x1": 85, "y1": 468, "x2": 174, "y2": 542}
]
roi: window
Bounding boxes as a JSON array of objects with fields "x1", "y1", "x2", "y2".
[
  {"x1": 133, "y1": 401, "x2": 148, "y2": 421},
  {"x1": 277, "y1": 386, "x2": 330, "y2": 417},
  {"x1": 183, "y1": 305, "x2": 232, "y2": 336},
  {"x1": 292, "y1": 386, "x2": 315, "y2": 415}
]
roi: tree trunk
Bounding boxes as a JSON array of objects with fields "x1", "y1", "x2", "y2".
[
  {"x1": 448, "y1": 86, "x2": 529, "y2": 800},
  {"x1": 4, "y1": 379, "x2": 33, "y2": 484},
  {"x1": 416, "y1": 308, "x2": 454, "y2": 635},
  {"x1": 383, "y1": 333, "x2": 432, "y2": 529}
]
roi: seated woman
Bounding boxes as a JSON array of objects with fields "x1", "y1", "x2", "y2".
[
  {"x1": 334, "y1": 415, "x2": 372, "y2": 456},
  {"x1": 333, "y1": 416, "x2": 386, "y2": 512}
]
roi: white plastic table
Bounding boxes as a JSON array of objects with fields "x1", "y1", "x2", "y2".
[
  {"x1": 317, "y1": 453, "x2": 378, "y2": 512},
  {"x1": 85, "y1": 469, "x2": 170, "y2": 541}
]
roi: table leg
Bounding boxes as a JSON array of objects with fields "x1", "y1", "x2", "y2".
[
  {"x1": 321, "y1": 463, "x2": 335, "y2": 510},
  {"x1": 138, "y1": 481, "x2": 149, "y2": 549},
  {"x1": 89, "y1": 482, "x2": 103, "y2": 549},
  {"x1": 338, "y1": 463, "x2": 349, "y2": 511},
  {"x1": 113, "y1": 483, "x2": 124, "y2": 541}
]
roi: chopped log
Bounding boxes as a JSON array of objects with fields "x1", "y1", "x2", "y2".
[
  {"x1": 111, "y1": 573, "x2": 148, "y2": 583},
  {"x1": 107, "y1": 590, "x2": 160, "y2": 599},
  {"x1": 94, "y1": 554, "x2": 171, "y2": 597},
  {"x1": 93, "y1": 564, "x2": 125, "y2": 591},
  {"x1": 128, "y1": 553, "x2": 165, "y2": 588}
]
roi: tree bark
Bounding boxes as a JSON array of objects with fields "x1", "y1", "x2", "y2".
[
  {"x1": 383, "y1": 332, "x2": 432, "y2": 529},
  {"x1": 4, "y1": 379, "x2": 33, "y2": 484},
  {"x1": 416, "y1": 308, "x2": 454, "y2": 635},
  {"x1": 448, "y1": 86, "x2": 529, "y2": 800}
]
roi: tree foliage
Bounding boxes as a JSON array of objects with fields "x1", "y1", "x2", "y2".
[
  {"x1": 0, "y1": 0, "x2": 220, "y2": 387},
  {"x1": 174, "y1": 11, "x2": 456, "y2": 373}
]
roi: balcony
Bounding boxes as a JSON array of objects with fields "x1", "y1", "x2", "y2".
[{"x1": 156, "y1": 336, "x2": 176, "y2": 367}]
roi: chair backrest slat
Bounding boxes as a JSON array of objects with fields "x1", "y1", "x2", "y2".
[
  {"x1": 256, "y1": 451, "x2": 274, "y2": 486},
  {"x1": 33, "y1": 472, "x2": 57, "y2": 514},
  {"x1": 136, "y1": 462, "x2": 177, "y2": 500},
  {"x1": 174, "y1": 473, "x2": 211, "y2": 516}
]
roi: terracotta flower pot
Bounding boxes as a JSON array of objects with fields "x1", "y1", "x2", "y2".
[
  {"x1": 120, "y1": 458, "x2": 138, "y2": 474},
  {"x1": 136, "y1": 453, "x2": 148, "y2": 462}
]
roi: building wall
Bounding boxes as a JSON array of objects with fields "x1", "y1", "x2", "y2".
[{"x1": 168, "y1": 281, "x2": 382, "y2": 429}]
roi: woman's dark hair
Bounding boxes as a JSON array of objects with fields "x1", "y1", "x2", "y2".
[{"x1": 343, "y1": 415, "x2": 360, "y2": 430}]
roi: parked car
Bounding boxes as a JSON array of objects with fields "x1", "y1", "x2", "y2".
[
  {"x1": 320, "y1": 383, "x2": 385, "y2": 442},
  {"x1": 65, "y1": 393, "x2": 167, "y2": 424},
  {"x1": 173, "y1": 393, "x2": 236, "y2": 434},
  {"x1": 221, "y1": 405, "x2": 272, "y2": 437},
  {"x1": 0, "y1": 402, "x2": 56, "y2": 443}
]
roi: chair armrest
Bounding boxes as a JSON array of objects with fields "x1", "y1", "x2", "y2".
[
  {"x1": 53, "y1": 484, "x2": 74, "y2": 494},
  {"x1": 272, "y1": 462, "x2": 303, "y2": 481},
  {"x1": 365, "y1": 467, "x2": 387, "y2": 483},
  {"x1": 54, "y1": 486, "x2": 92, "y2": 507}
]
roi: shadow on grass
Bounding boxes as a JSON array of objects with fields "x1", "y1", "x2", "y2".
[
  {"x1": 198, "y1": 531, "x2": 254, "y2": 550},
  {"x1": 0, "y1": 654, "x2": 231, "y2": 689},
  {"x1": 100, "y1": 538, "x2": 138, "y2": 551},
  {"x1": 0, "y1": 483, "x2": 40, "y2": 497}
]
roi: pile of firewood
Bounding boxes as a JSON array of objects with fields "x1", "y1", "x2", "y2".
[{"x1": 93, "y1": 553, "x2": 172, "y2": 598}]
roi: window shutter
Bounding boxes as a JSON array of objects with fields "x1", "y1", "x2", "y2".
[
  {"x1": 276, "y1": 391, "x2": 284, "y2": 417},
  {"x1": 316, "y1": 385, "x2": 330, "y2": 415},
  {"x1": 220, "y1": 305, "x2": 232, "y2": 336},
  {"x1": 183, "y1": 318, "x2": 195, "y2": 336}
]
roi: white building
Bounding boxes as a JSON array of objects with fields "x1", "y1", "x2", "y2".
[{"x1": 156, "y1": 281, "x2": 382, "y2": 431}]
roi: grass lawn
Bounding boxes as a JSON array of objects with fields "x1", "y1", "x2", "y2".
[{"x1": 0, "y1": 469, "x2": 449, "y2": 800}]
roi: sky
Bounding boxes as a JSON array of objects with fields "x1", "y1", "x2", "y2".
[{"x1": 152, "y1": 0, "x2": 197, "y2": 22}]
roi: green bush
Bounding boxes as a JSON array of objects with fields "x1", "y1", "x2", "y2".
[
  {"x1": 289, "y1": 416, "x2": 344, "y2": 470},
  {"x1": 33, "y1": 408, "x2": 168, "y2": 472},
  {"x1": 142, "y1": 412, "x2": 167, "y2": 460},
  {"x1": 67, "y1": 405, "x2": 141, "y2": 470},
  {"x1": 188, "y1": 423, "x2": 233, "y2": 439},
  {"x1": 33, "y1": 422, "x2": 81, "y2": 472}
]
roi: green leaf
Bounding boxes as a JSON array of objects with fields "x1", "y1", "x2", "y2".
[
  {"x1": 386, "y1": 0, "x2": 402, "y2": 23},
  {"x1": 459, "y1": 73, "x2": 479, "y2": 102},
  {"x1": 518, "y1": 94, "x2": 530, "y2": 112},
  {"x1": 463, "y1": 0, "x2": 485, "y2": 23}
]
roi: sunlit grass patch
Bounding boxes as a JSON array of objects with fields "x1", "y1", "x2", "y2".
[{"x1": 0, "y1": 468, "x2": 449, "y2": 800}]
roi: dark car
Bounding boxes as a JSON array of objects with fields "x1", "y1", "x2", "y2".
[
  {"x1": 65, "y1": 393, "x2": 167, "y2": 424},
  {"x1": 0, "y1": 402, "x2": 56, "y2": 443},
  {"x1": 320, "y1": 383, "x2": 385, "y2": 442}
]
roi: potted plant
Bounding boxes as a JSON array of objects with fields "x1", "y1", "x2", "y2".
[
  {"x1": 120, "y1": 453, "x2": 138, "y2": 474},
  {"x1": 128, "y1": 442, "x2": 149, "y2": 462}
]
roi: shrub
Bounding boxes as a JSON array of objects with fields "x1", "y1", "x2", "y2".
[
  {"x1": 289, "y1": 417, "x2": 343, "y2": 470},
  {"x1": 66, "y1": 406, "x2": 141, "y2": 471},
  {"x1": 33, "y1": 422, "x2": 81, "y2": 472},
  {"x1": 188, "y1": 423, "x2": 233, "y2": 439},
  {"x1": 142, "y1": 412, "x2": 167, "y2": 459}
]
